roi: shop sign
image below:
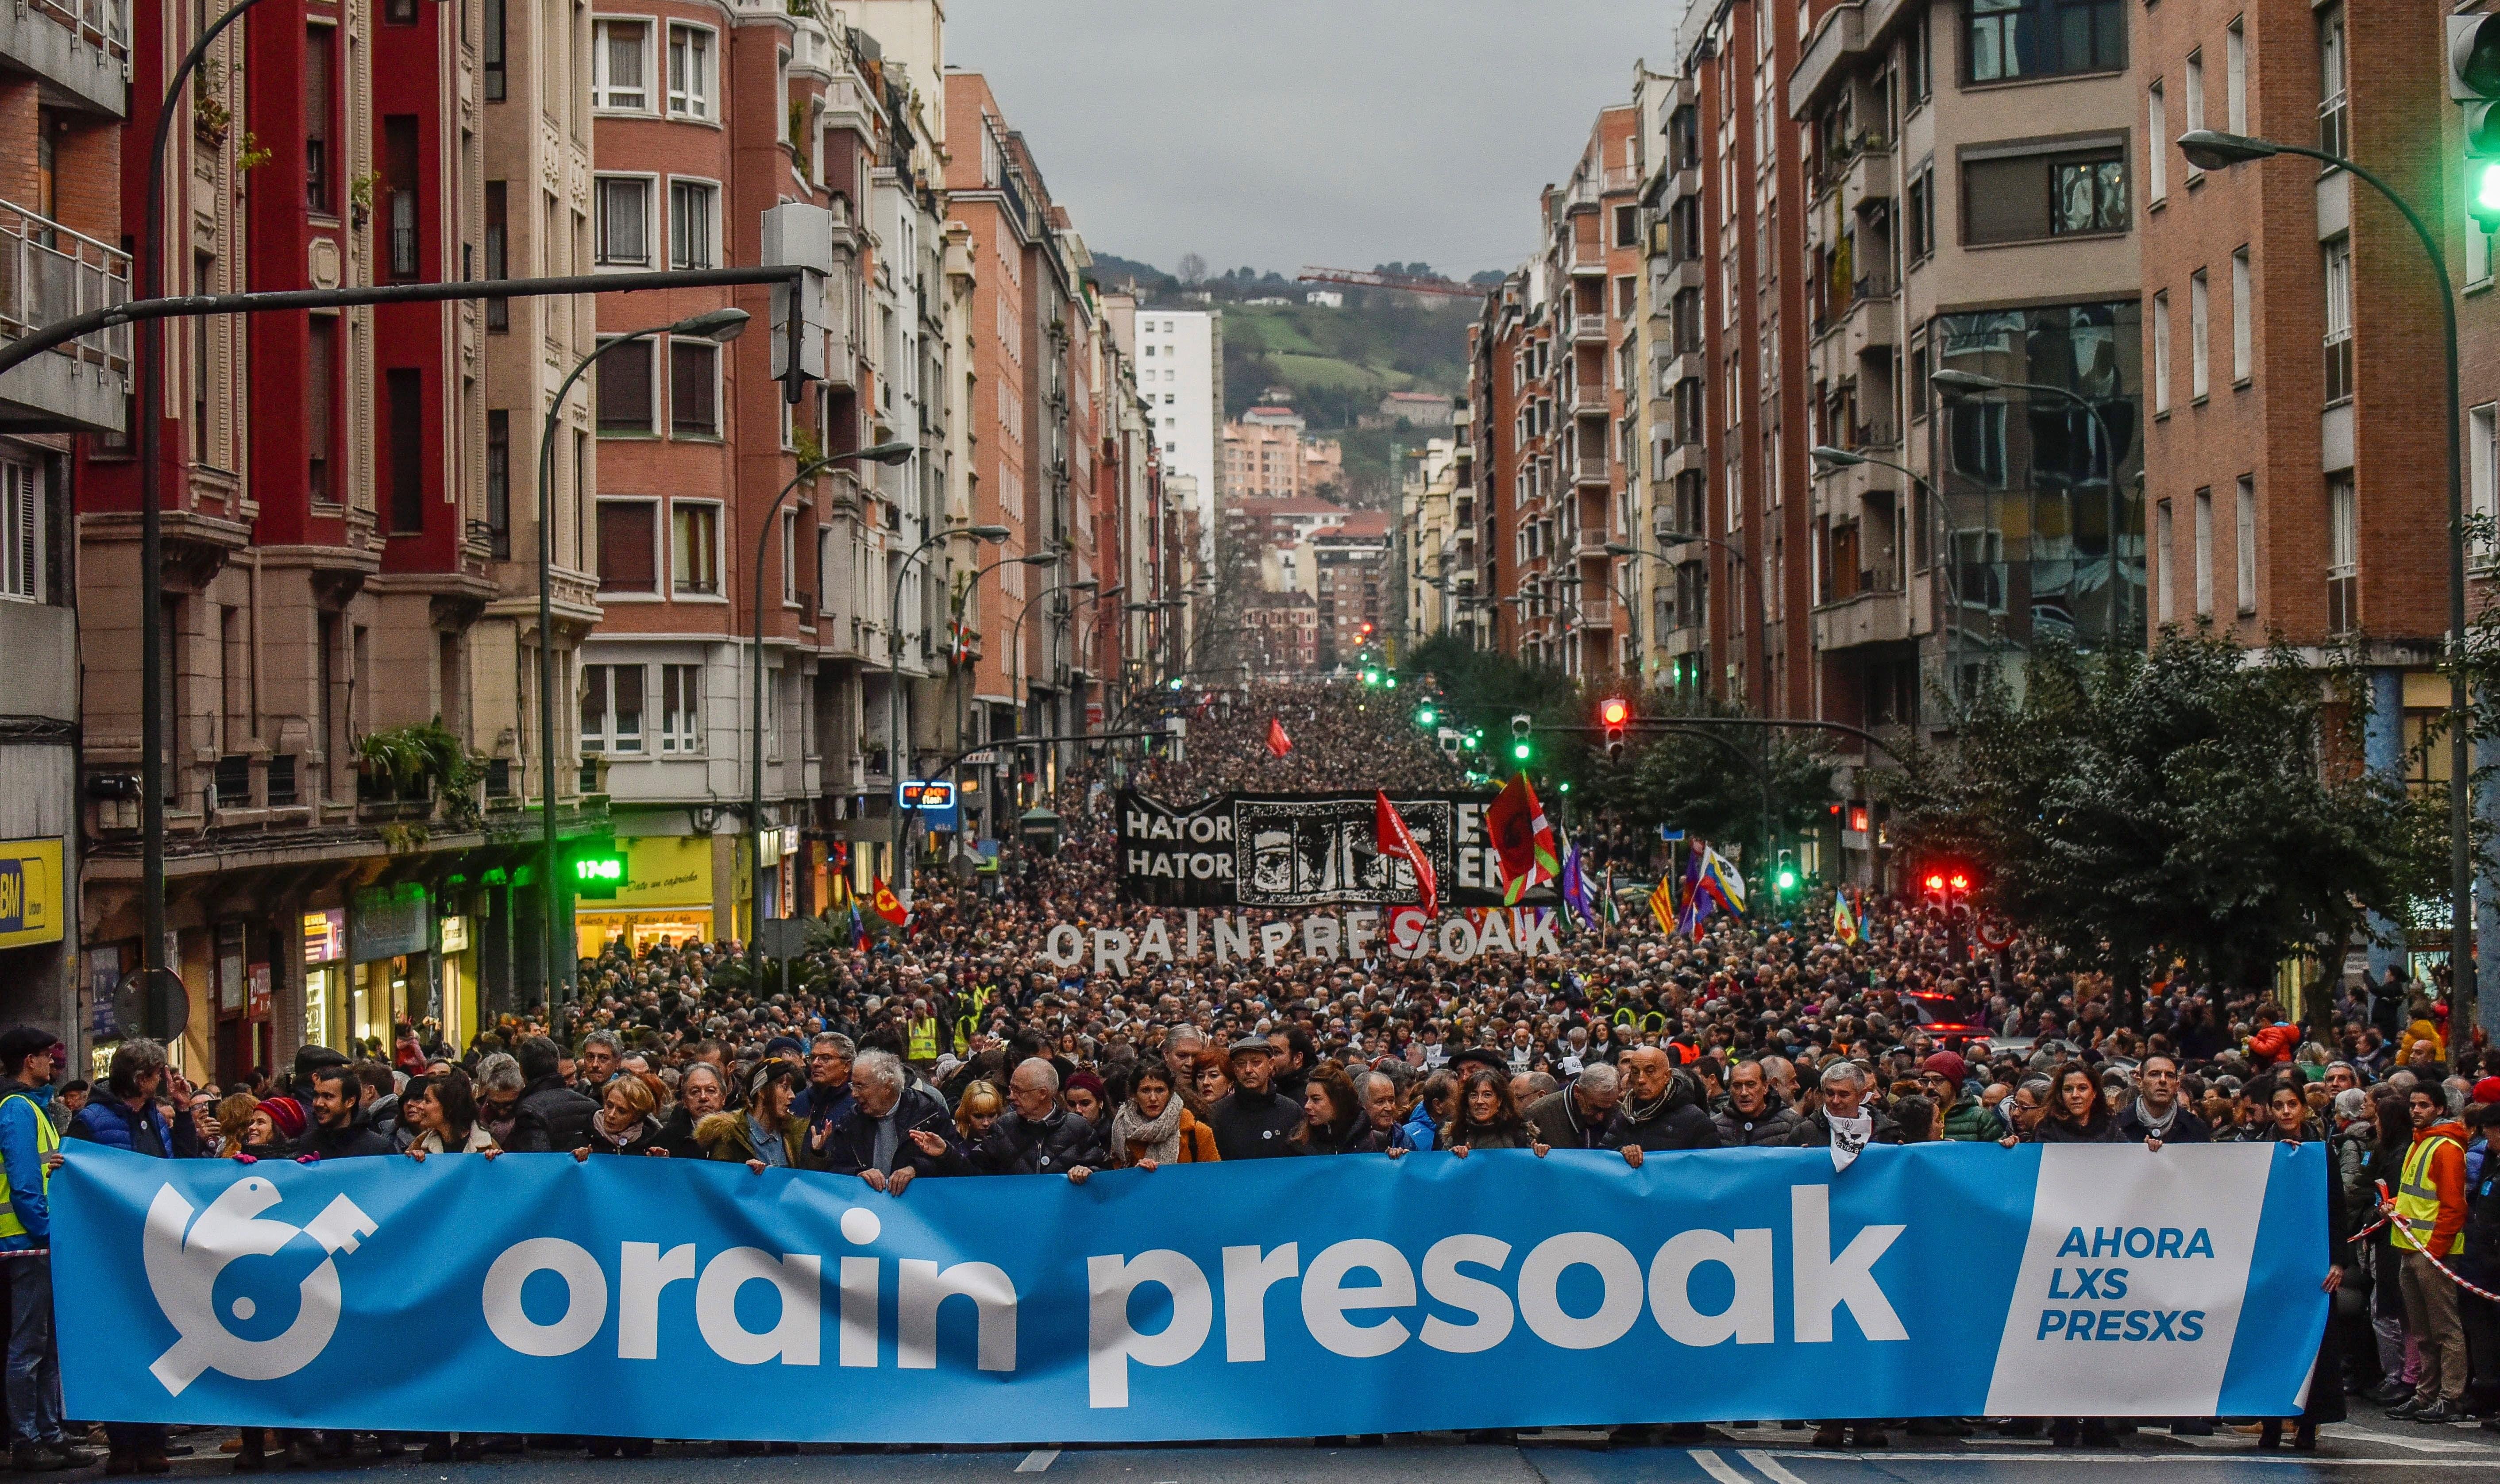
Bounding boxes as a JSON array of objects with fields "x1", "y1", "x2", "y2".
[
  {"x1": 899, "y1": 780, "x2": 959, "y2": 832},
  {"x1": 0, "y1": 838, "x2": 64, "y2": 950},
  {"x1": 247, "y1": 963, "x2": 271, "y2": 1020},
  {"x1": 439, "y1": 915, "x2": 471, "y2": 954},
  {"x1": 352, "y1": 885, "x2": 430, "y2": 964},
  {"x1": 302, "y1": 910, "x2": 347, "y2": 966}
]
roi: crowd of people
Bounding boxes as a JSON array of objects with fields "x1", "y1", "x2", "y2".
[{"x1": 0, "y1": 679, "x2": 2492, "y2": 1468}]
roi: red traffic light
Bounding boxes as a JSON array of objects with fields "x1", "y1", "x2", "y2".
[
  {"x1": 1598, "y1": 697, "x2": 1629, "y2": 727},
  {"x1": 1924, "y1": 872, "x2": 1946, "y2": 892},
  {"x1": 1948, "y1": 872, "x2": 1971, "y2": 891}
]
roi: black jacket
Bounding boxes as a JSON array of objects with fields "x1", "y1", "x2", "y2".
[
  {"x1": 1714, "y1": 1103, "x2": 1804, "y2": 1147},
  {"x1": 815, "y1": 1086, "x2": 966, "y2": 1178},
  {"x1": 655, "y1": 1104, "x2": 705, "y2": 1160},
  {"x1": 506, "y1": 1076, "x2": 599, "y2": 1153},
  {"x1": 1207, "y1": 1087, "x2": 1306, "y2": 1160},
  {"x1": 1788, "y1": 1107, "x2": 1906, "y2": 1148},
  {"x1": 2114, "y1": 1102, "x2": 2214, "y2": 1144},
  {"x1": 969, "y1": 1108, "x2": 1106, "y2": 1175},
  {"x1": 1616, "y1": 1073, "x2": 1723, "y2": 1152},
  {"x1": 296, "y1": 1118, "x2": 395, "y2": 1160}
]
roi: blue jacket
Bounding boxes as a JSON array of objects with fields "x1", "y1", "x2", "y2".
[
  {"x1": 1400, "y1": 1105, "x2": 1441, "y2": 1153},
  {"x1": 0, "y1": 1080, "x2": 52, "y2": 1249},
  {"x1": 67, "y1": 1096, "x2": 186, "y2": 1158}
]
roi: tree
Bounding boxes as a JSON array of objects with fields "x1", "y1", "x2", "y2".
[
  {"x1": 1887, "y1": 628, "x2": 2434, "y2": 1000},
  {"x1": 1588, "y1": 691, "x2": 1836, "y2": 863},
  {"x1": 1177, "y1": 252, "x2": 1207, "y2": 285}
]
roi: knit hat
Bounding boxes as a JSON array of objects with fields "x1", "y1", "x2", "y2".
[
  {"x1": 1065, "y1": 1070, "x2": 1106, "y2": 1102},
  {"x1": 259, "y1": 1095, "x2": 308, "y2": 1141},
  {"x1": 1921, "y1": 1050, "x2": 1970, "y2": 1086},
  {"x1": 2473, "y1": 1076, "x2": 2500, "y2": 1106}
]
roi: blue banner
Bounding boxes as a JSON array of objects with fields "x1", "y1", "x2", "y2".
[{"x1": 52, "y1": 1141, "x2": 2326, "y2": 1442}]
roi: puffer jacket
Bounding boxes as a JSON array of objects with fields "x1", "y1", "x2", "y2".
[{"x1": 969, "y1": 1109, "x2": 1107, "y2": 1175}]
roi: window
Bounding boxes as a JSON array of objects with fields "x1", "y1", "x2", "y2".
[
  {"x1": 670, "y1": 339, "x2": 718, "y2": 436},
  {"x1": 2323, "y1": 236, "x2": 2353, "y2": 404},
  {"x1": 2226, "y1": 19, "x2": 2246, "y2": 134},
  {"x1": 1, "y1": 462, "x2": 39, "y2": 602},
  {"x1": 2147, "y1": 83, "x2": 2166, "y2": 202},
  {"x1": 1963, "y1": 146, "x2": 2126, "y2": 243},
  {"x1": 2474, "y1": 218, "x2": 2494, "y2": 286},
  {"x1": 668, "y1": 25, "x2": 711, "y2": 118},
  {"x1": 2152, "y1": 289, "x2": 2171, "y2": 415},
  {"x1": 2184, "y1": 51, "x2": 2205, "y2": 174},
  {"x1": 1909, "y1": 8, "x2": 1931, "y2": 100},
  {"x1": 305, "y1": 25, "x2": 334, "y2": 214},
  {"x1": 2230, "y1": 247, "x2": 2250, "y2": 383},
  {"x1": 383, "y1": 114, "x2": 419, "y2": 278},
  {"x1": 486, "y1": 410, "x2": 510, "y2": 559},
  {"x1": 2189, "y1": 269, "x2": 2210, "y2": 400},
  {"x1": 592, "y1": 19, "x2": 650, "y2": 111},
  {"x1": 581, "y1": 664, "x2": 645, "y2": 755},
  {"x1": 386, "y1": 368, "x2": 423, "y2": 533},
  {"x1": 659, "y1": 665, "x2": 702, "y2": 753},
  {"x1": 1966, "y1": 0, "x2": 2123, "y2": 83},
  {"x1": 483, "y1": 0, "x2": 505, "y2": 100},
  {"x1": 780, "y1": 508, "x2": 798, "y2": 604},
  {"x1": 672, "y1": 502, "x2": 720, "y2": 594},
  {"x1": 307, "y1": 315, "x2": 337, "y2": 500},
  {"x1": 597, "y1": 499, "x2": 657, "y2": 592},
  {"x1": 2326, "y1": 472, "x2": 2357, "y2": 632},
  {"x1": 2474, "y1": 405, "x2": 2498, "y2": 555},
  {"x1": 2235, "y1": 475, "x2": 2257, "y2": 611},
  {"x1": 595, "y1": 177, "x2": 651, "y2": 265},
  {"x1": 668, "y1": 180, "x2": 714, "y2": 269},
  {"x1": 1613, "y1": 204, "x2": 1637, "y2": 248},
  {"x1": 1906, "y1": 165, "x2": 1934, "y2": 259},
  {"x1": 383, "y1": 0, "x2": 415, "y2": 22},
  {"x1": 484, "y1": 181, "x2": 508, "y2": 330},
  {"x1": 2317, "y1": 7, "x2": 2347, "y2": 158},
  {"x1": 2193, "y1": 486, "x2": 2213, "y2": 616},
  {"x1": 595, "y1": 336, "x2": 655, "y2": 433},
  {"x1": 2156, "y1": 499, "x2": 2174, "y2": 622}
]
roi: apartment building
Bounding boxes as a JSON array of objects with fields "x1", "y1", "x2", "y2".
[
  {"x1": 1223, "y1": 407, "x2": 1343, "y2": 498},
  {"x1": 1632, "y1": 57, "x2": 1709, "y2": 694},
  {"x1": 1401, "y1": 436, "x2": 1463, "y2": 644},
  {"x1": 0, "y1": 0, "x2": 126, "y2": 1044},
  {"x1": 1130, "y1": 305, "x2": 1221, "y2": 561}
]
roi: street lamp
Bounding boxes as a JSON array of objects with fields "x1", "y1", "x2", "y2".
[
  {"x1": 1928, "y1": 366, "x2": 2133, "y2": 654},
  {"x1": 1808, "y1": 444, "x2": 1965, "y2": 702},
  {"x1": 888, "y1": 524, "x2": 1015, "y2": 907},
  {"x1": 2175, "y1": 126, "x2": 2477, "y2": 1037},
  {"x1": 745, "y1": 439, "x2": 912, "y2": 986},
  {"x1": 539, "y1": 306, "x2": 747, "y2": 1010},
  {"x1": 1606, "y1": 535, "x2": 1777, "y2": 867}
]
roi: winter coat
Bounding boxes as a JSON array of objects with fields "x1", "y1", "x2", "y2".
[
  {"x1": 295, "y1": 1118, "x2": 395, "y2": 1160},
  {"x1": 1616, "y1": 1072, "x2": 1724, "y2": 1152},
  {"x1": 1206, "y1": 1087, "x2": 1306, "y2": 1160},
  {"x1": 969, "y1": 1109, "x2": 1107, "y2": 1176},
  {"x1": 68, "y1": 1097, "x2": 193, "y2": 1158},
  {"x1": 1938, "y1": 1095, "x2": 2008, "y2": 1142},
  {"x1": 2116, "y1": 1101, "x2": 2214, "y2": 1144},
  {"x1": 506, "y1": 1076, "x2": 598, "y2": 1153},
  {"x1": 691, "y1": 1110, "x2": 807, "y2": 1167},
  {"x1": 582, "y1": 1114, "x2": 665, "y2": 1156},
  {"x1": 1713, "y1": 1102, "x2": 1803, "y2": 1147},
  {"x1": 1526, "y1": 1088, "x2": 1629, "y2": 1150},
  {"x1": 1120, "y1": 1109, "x2": 1218, "y2": 1167},
  {"x1": 813, "y1": 1086, "x2": 968, "y2": 1179},
  {"x1": 1789, "y1": 1107, "x2": 1906, "y2": 1149}
]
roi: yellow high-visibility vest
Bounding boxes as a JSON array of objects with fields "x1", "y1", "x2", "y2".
[
  {"x1": 2396, "y1": 1133, "x2": 2465, "y2": 1256},
  {"x1": 0, "y1": 1094, "x2": 61, "y2": 1241},
  {"x1": 908, "y1": 1017, "x2": 939, "y2": 1063}
]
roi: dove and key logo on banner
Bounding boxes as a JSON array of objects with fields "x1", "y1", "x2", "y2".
[{"x1": 55, "y1": 1142, "x2": 2327, "y2": 1443}]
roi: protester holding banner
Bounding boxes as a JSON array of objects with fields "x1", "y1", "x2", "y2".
[{"x1": 1110, "y1": 1063, "x2": 1217, "y2": 1168}]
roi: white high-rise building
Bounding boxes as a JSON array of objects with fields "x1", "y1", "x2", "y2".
[{"x1": 1130, "y1": 308, "x2": 1223, "y2": 560}]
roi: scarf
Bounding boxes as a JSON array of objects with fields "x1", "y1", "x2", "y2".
[
  {"x1": 1111, "y1": 1098, "x2": 1183, "y2": 1164},
  {"x1": 1828, "y1": 1110, "x2": 1875, "y2": 1172},
  {"x1": 2132, "y1": 1097, "x2": 2180, "y2": 1139}
]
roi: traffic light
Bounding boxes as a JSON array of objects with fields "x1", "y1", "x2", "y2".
[
  {"x1": 1361, "y1": 667, "x2": 1381, "y2": 686},
  {"x1": 1599, "y1": 695, "x2": 1628, "y2": 762},
  {"x1": 1510, "y1": 712, "x2": 1533, "y2": 764},
  {"x1": 1774, "y1": 850, "x2": 1798, "y2": 898},
  {"x1": 2454, "y1": 14, "x2": 2500, "y2": 225},
  {"x1": 1921, "y1": 861, "x2": 1977, "y2": 907},
  {"x1": 1415, "y1": 705, "x2": 1437, "y2": 728}
]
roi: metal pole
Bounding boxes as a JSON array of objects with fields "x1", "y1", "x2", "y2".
[
  {"x1": 749, "y1": 458, "x2": 829, "y2": 989},
  {"x1": 887, "y1": 528, "x2": 956, "y2": 908}
]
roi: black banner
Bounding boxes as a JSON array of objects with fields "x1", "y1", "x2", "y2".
[{"x1": 1115, "y1": 791, "x2": 1531, "y2": 908}]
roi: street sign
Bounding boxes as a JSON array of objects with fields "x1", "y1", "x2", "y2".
[
  {"x1": 572, "y1": 849, "x2": 628, "y2": 899},
  {"x1": 898, "y1": 780, "x2": 960, "y2": 832}
]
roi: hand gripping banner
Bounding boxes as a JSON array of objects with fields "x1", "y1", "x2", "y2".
[{"x1": 54, "y1": 1142, "x2": 2327, "y2": 1443}]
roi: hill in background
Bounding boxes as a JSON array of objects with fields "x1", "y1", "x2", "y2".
[{"x1": 1086, "y1": 254, "x2": 1482, "y2": 504}]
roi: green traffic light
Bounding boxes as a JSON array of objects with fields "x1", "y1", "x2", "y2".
[
  {"x1": 1512, "y1": 741, "x2": 1532, "y2": 762},
  {"x1": 1776, "y1": 869, "x2": 1798, "y2": 891},
  {"x1": 1557, "y1": 781, "x2": 1571, "y2": 794},
  {"x1": 2474, "y1": 159, "x2": 2500, "y2": 226},
  {"x1": 1416, "y1": 706, "x2": 1437, "y2": 727}
]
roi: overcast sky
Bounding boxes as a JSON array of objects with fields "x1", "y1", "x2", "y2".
[{"x1": 941, "y1": 0, "x2": 1674, "y2": 279}]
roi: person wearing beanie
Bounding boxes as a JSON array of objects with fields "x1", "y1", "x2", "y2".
[{"x1": 1919, "y1": 1050, "x2": 2006, "y2": 1141}]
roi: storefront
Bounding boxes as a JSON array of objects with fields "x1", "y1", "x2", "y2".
[
  {"x1": 303, "y1": 907, "x2": 346, "y2": 1052},
  {"x1": 575, "y1": 835, "x2": 717, "y2": 958},
  {"x1": 0, "y1": 838, "x2": 65, "y2": 1031},
  {"x1": 436, "y1": 912, "x2": 476, "y2": 1052},
  {"x1": 346, "y1": 884, "x2": 430, "y2": 1056}
]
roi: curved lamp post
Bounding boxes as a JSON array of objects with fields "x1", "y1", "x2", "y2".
[
  {"x1": 2176, "y1": 126, "x2": 2474, "y2": 1035},
  {"x1": 1807, "y1": 444, "x2": 1965, "y2": 703},
  {"x1": 745, "y1": 438, "x2": 913, "y2": 985},
  {"x1": 887, "y1": 523, "x2": 1015, "y2": 906},
  {"x1": 540, "y1": 305, "x2": 747, "y2": 1010}
]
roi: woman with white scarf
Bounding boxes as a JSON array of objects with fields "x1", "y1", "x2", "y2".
[{"x1": 1110, "y1": 1063, "x2": 1217, "y2": 1169}]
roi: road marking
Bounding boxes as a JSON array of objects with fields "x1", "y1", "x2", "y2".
[
  {"x1": 1016, "y1": 1450, "x2": 1060, "y2": 1472},
  {"x1": 1758, "y1": 1450, "x2": 2500, "y2": 1467},
  {"x1": 1738, "y1": 1447, "x2": 1813, "y2": 1484},
  {"x1": 2316, "y1": 1425, "x2": 2491, "y2": 1455},
  {"x1": 1691, "y1": 1448, "x2": 1757, "y2": 1484}
]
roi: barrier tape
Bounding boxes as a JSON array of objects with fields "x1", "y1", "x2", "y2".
[{"x1": 2374, "y1": 1177, "x2": 2499, "y2": 1303}]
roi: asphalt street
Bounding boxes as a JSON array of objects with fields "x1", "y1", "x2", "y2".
[{"x1": 111, "y1": 1408, "x2": 2500, "y2": 1484}]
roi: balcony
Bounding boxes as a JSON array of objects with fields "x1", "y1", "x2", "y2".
[
  {"x1": 1844, "y1": 146, "x2": 1894, "y2": 206},
  {"x1": 1575, "y1": 454, "x2": 1612, "y2": 487},
  {"x1": 1570, "y1": 383, "x2": 1609, "y2": 418},
  {"x1": 1787, "y1": 2, "x2": 1867, "y2": 119},
  {"x1": 1842, "y1": 292, "x2": 1897, "y2": 361},
  {"x1": 0, "y1": 0, "x2": 128, "y2": 117},
  {"x1": 1812, "y1": 588, "x2": 1911, "y2": 651},
  {"x1": 1573, "y1": 529, "x2": 1614, "y2": 559},
  {"x1": 1572, "y1": 313, "x2": 1609, "y2": 344},
  {"x1": 0, "y1": 198, "x2": 129, "y2": 434},
  {"x1": 1570, "y1": 238, "x2": 1607, "y2": 277}
]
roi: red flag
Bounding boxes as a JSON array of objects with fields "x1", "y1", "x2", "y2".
[
  {"x1": 1374, "y1": 790, "x2": 1439, "y2": 920},
  {"x1": 870, "y1": 876, "x2": 909, "y2": 928},
  {"x1": 1266, "y1": 716, "x2": 1293, "y2": 757},
  {"x1": 1485, "y1": 771, "x2": 1559, "y2": 903}
]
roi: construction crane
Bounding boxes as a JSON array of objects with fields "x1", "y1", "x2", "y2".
[{"x1": 1296, "y1": 266, "x2": 1484, "y2": 299}]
